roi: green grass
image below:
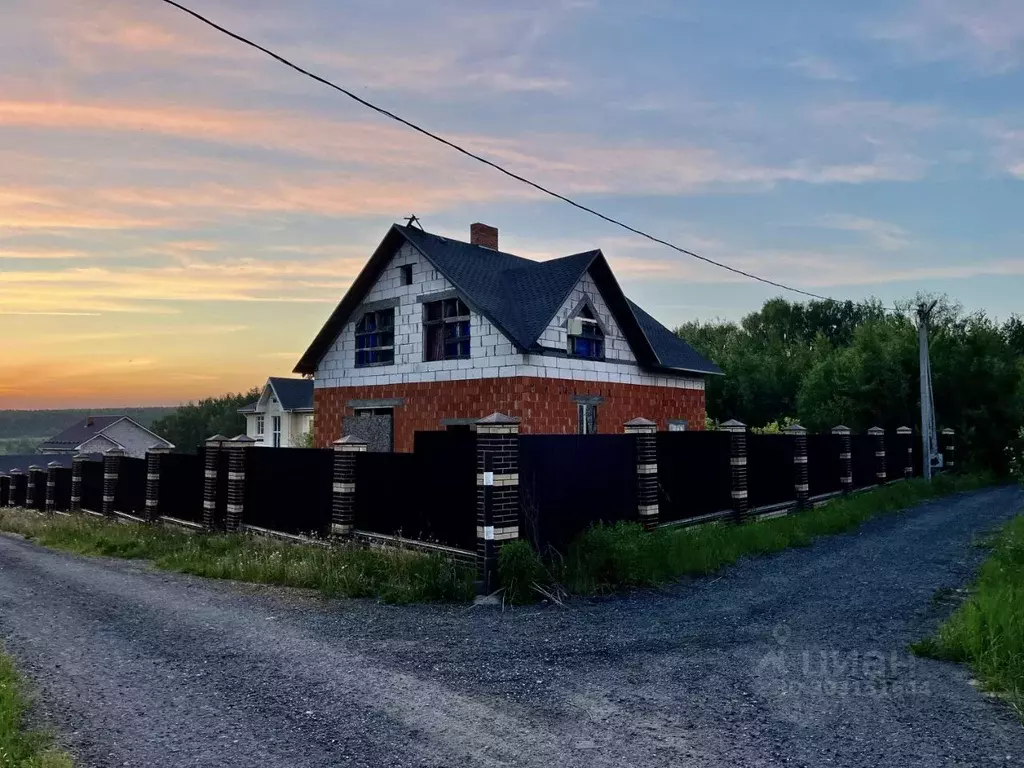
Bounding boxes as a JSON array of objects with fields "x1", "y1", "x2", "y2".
[
  {"x1": 0, "y1": 648, "x2": 73, "y2": 768},
  {"x1": 0, "y1": 511, "x2": 476, "y2": 605},
  {"x1": 912, "y1": 513, "x2": 1024, "y2": 718},
  {"x1": 502, "y1": 473, "x2": 995, "y2": 599}
]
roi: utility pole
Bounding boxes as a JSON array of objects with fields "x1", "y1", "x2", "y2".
[{"x1": 917, "y1": 301, "x2": 939, "y2": 480}]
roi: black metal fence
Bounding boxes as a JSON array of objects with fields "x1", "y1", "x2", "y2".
[
  {"x1": 748, "y1": 434, "x2": 797, "y2": 508},
  {"x1": 159, "y1": 453, "x2": 204, "y2": 524},
  {"x1": 245, "y1": 448, "x2": 334, "y2": 536},
  {"x1": 353, "y1": 431, "x2": 476, "y2": 549},
  {"x1": 518, "y1": 434, "x2": 637, "y2": 552},
  {"x1": 54, "y1": 467, "x2": 72, "y2": 511},
  {"x1": 807, "y1": 434, "x2": 843, "y2": 497},
  {"x1": 657, "y1": 431, "x2": 732, "y2": 523},
  {"x1": 114, "y1": 458, "x2": 147, "y2": 517},
  {"x1": 81, "y1": 461, "x2": 103, "y2": 512},
  {"x1": 11, "y1": 474, "x2": 27, "y2": 507}
]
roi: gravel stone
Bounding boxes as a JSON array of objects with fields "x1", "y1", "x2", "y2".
[{"x1": 1, "y1": 486, "x2": 1022, "y2": 767}]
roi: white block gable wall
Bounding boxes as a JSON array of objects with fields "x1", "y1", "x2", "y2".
[{"x1": 314, "y1": 246, "x2": 703, "y2": 392}]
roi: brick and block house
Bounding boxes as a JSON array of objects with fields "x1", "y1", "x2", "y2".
[{"x1": 295, "y1": 223, "x2": 720, "y2": 451}]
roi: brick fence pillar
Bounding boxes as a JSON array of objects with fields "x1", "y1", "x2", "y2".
[
  {"x1": 70, "y1": 453, "x2": 87, "y2": 513},
  {"x1": 26, "y1": 465, "x2": 43, "y2": 510},
  {"x1": 783, "y1": 424, "x2": 809, "y2": 509},
  {"x1": 9, "y1": 470, "x2": 23, "y2": 507},
  {"x1": 224, "y1": 435, "x2": 255, "y2": 532},
  {"x1": 0, "y1": 474, "x2": 9, "y2": 508},
  {"x1": 332, "y1": 435, "x2": 366, "y2": 536},
  {"x1": 868, "y1": 427, "x2": 886, "y2": 486},
  {"x1": 832, "y1": 426, "x2": 852, "y2": 494},
  {"x1": 145, "y1": 446, "x2": 171, "y2": 523},
  {"x1": 896, "y1": 426, "x2": 913, "y2": 478},
  {"x1": 203, "y1": 435, "x2": 227, "y2": 530},
  {"x1": 102, "y1": 448, "x2": 124, "y2": 517},
  {"x1": 625, "y1": 418, "x2": 659, "y2": 530},
  {"x1": 475, "y1": 412, "x2": 521, "y2": 592},
  {"x1": 942, "y1": 428, "x2": 956, "y2": 472},
  {"x1": 721, "y1": 419, "x2": 749, "y2": 523},
  {"x1": 45, "y1": 461, "x2": 60, "y2": 515}
]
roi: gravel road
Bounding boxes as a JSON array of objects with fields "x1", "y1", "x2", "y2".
[{"x1": 1, "y1": 486, "x2": 1022, "y2": 767}]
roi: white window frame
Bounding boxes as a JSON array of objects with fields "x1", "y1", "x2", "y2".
[
  {"x1": 255, "y1": 414, "x2": 265, "y2": 436},
  {"x1": 272, "y1": 416, "x2": 282, "y2": 448}
]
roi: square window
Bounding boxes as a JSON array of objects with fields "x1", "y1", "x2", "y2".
[{"x1": 354, "y1": 308, "x2": 395, "y2": 367}]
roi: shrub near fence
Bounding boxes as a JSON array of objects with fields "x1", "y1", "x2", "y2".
[
  {"x1": 81, "y1": 461, "x2": 102, "y2": 512},
  {"x1": 244, "y1": 447, "x2": 334, "y2": 537},
  {"x1": 518, "y1": 434, "x2": 637, "y2": 553},
  {"x1": 159, "y1": 452, "x2": 204, "y2": 524},
  {"x1": 114, "y1": 457, "x2": 147, "y2": 517},
  {"x1": 748, "y1": 434, "x2": 796, "y2": 508},
  {"x1": 656, "y1": 431, "x2": 731, "y2": 523}
]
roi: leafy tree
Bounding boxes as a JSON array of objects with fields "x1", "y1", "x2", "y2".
[{"x1": 151, "y1": 389, "x2": 260, "y2": 453}]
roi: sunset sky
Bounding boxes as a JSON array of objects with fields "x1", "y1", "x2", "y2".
[{"x1": 2, "y1": 0, "x2": 1023, "y2": 409}]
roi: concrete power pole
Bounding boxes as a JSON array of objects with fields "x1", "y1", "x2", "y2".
[{"x1": 917, "y1": 301, "x2": 939, "y2": 480}]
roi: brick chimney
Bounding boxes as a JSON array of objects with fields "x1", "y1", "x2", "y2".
[{"x1": 470, "y1": 223, "x2": 498, "y2": 250}]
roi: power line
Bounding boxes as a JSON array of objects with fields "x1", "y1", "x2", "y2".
[{"x1": 159, "y1": 0, "x2": 872, "y2": 306}]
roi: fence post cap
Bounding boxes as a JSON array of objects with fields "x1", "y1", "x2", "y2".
[
  {"x1": 896, "y1": 426, "x2": 913, "y2": 435},
  {"x1": 205, "y1": 434, "x2": 228, "y2": 445},
  {"x1": 47, "y1": 461, "x2": 62, "y2": 469},
  {"x1": 941, "y1": 427, "x2": 955, "y2": 436},
  {"x1": 103, "y1": 447, "x2": 126, "y2": 457},
  {"x1": 830, "y1": 425, "x2": 852, "y2": 435},
  {"x1": 867, "y1": 426, "x2": 885, "y2": 436},
  {"x1": 10, "y1": 468, "x2": 22, "y2": 474},
  {"x1": 28, "y1": 464, "x2": 42, "y2": 471},
  {"x1": 148, "y1": 443, "x2": 172, "y2": 453},
  {"x1": 782, "y1": 423, "x2": 807, "y2": 434},
  {"x1": 333, "y1": 435, "x2": 368, "y2": 452},
  {"x1": 226, "y1": 435, "x2": 257, "y2": 446},
  {"x1": 475, "y1": 412, "x2": 520, "y2": 426},
  {"x1": 720, "y1": 419, "x2": 747, "y2": 432},
  {"x1": 72, "y1": 451, "x2": 90, "y2": 460},
  {"x1": 623, "y1": 417, "x2": 657, "y2": 434}
]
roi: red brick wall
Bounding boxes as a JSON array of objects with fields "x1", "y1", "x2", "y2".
[{"x1": 314, "y1": 377, "x2": 705, "y2": 452}]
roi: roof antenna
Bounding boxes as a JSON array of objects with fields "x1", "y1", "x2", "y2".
[{"x1": 404, "y1": 214, "x2": 423, "y2": 230}]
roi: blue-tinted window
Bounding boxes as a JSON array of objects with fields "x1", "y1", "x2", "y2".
[{"x1": 355, "y1": 308, "x2": 395, "y2": 367}]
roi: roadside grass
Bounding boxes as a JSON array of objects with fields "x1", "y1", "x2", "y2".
[
  {"x1": 911, "y1": 513, "x2": 1024, "y2": 718},
  {"x1": 500, "y1": 472, "x2": 996, "y2": 602},
  {"x1": 0, "y1": 648, "x2": 73, "y2": 768},
  {"x1": 0, "y1": 511, "x2": 475, "y2": 604}
]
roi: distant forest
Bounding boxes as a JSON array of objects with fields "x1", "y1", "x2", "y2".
[{"x1": 0, "y1": 408, "x2": 176, "y2": 454}]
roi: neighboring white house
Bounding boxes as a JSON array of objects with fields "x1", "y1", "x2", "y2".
[
  {"x1": 37, "y1": 415, "x2": 174, "y2": 459},
  {"x1": 238, "y1": 377, "x2": 314, "y2": 448}
]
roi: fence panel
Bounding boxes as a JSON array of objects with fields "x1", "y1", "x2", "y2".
[
  {"x1": 159, "y1": 452, "x2": 204, "y2": 523},
  {"x1": 81, "y1": 461, "x2": 103, "y2": 512},
  {"x1": 11, "y1": 474, "x2": 28, "y2": 507},
  {"x1": 353, "y1": 452, "x2": 418, "y2": 537},
  {"x1": 518, "y1": 434, "x2": 637, "y2": 553},
  {"x1": 410, "y1": 430, "x2": 477, "y2": 550},
  {"x1": 656, "y1": 431, "x2": 731, "y2": 523},
  {"x1": 114, "y1": 457, "x2": 147, "y2": 517},
  {"x1": 748, "y1": 434, "x2": 796, "y2": 508},
  {"x1": 244, "y1": 448, "x2": 334, "y2": 537},
  {"x1": 807, "y1": 434, "x2": 842, "y2": 498},
  {"x1": 30, "y1": 473, "x2": 46, "y2": 511},
  {"x1": 54, "y1": 467, "x2": 72, "y2": 511},
  {"x1": 851, "y1": 435, "x2": 877, "y2": 489}
]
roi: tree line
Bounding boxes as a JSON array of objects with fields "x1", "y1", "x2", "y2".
[{"x1": 677, "y1": 296, "x2": 1024, "y2": 474}]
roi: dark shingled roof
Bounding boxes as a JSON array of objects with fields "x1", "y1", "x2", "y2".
[
  {"x1": 0, "y1": 454, "x2": 102, "y2": 473},
  {"x1": 295, "y1": 224, "x2": 720, "y2": 376},
  {"x1": 267, "y1": 377, "x2": 314, "y2": 411},
  {"x1": 37, "y1": 416, "x2": 125, "y2": 452}
]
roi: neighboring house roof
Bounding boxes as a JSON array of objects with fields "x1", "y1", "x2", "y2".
[
  {"x1": 237, "y1": 378, "x2": 314, "y2": 414},
  {"x1": 268, "y1": 377, "x2": 314, "y2": 411},
  {"x1": 37, "y1": 415, "x2": 173, "y2": 453},
  {"x1": 294, "y1": 225, "x2": 721, "y2": 377}
]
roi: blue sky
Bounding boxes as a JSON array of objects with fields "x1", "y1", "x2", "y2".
[{"x1": 1, "y1": 0, "x2": 1023, "y2": 406}]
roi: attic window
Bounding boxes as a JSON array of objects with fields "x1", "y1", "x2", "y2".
[
  {"x1": 424, "y1": 298, "x2": 470, "y2": 361},
  {"x1": 568, "y1": 305, "x2": 604, "y2": 360},
  {"x1": 400, "y1": 264, "x2": 413, "y2": 286},
  {"x1": 355, "y1": 308, "x2": 395, "y2": 367}
]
